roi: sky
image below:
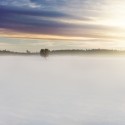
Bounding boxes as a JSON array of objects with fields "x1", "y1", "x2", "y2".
[{"x1": 0, "y1": 0, "x2": 125, "y2": 52}]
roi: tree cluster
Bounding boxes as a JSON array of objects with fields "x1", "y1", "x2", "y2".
[{"x1": 40, "y1": 49, "x2": 50, "y2": 57}]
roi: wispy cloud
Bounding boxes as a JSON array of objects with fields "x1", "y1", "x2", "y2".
[
  {"x1": 0, "y1": 0, "x2": 125, "y2": 50},
  {"x1": 0, "y1": 0, "x2": 105, "y2": 38}
]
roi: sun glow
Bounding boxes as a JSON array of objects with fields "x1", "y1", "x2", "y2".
[{"x1": 101, "y1": 1, "x2": 125, "y2": 28}]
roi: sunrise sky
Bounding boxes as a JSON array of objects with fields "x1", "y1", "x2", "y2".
[{"x1": 0, "y1": 0, "x2": 125, "y2": 52}]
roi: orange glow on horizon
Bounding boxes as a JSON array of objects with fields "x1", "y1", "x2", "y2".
[{"x1": 0, "y1": 28, "x2": 96, "y2": 41}]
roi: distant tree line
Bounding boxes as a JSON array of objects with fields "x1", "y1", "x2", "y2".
[
  {"x1": 0, "y1": 50, "x2": 38, "y2": 55},
  {"x1": 1, "y1": 49, "x2": 125, "y2": 56},
  {"x1": 50, "y1": 49, "x2": 125, "y2": 55}
]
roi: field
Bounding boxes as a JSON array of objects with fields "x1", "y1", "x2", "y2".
[{"x1": 0, "y1": 55, "x2": 125, "y2": 125}]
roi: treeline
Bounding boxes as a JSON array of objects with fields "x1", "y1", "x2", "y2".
[
  {"x1": 50, "y1": 49, "x2": 125, "y2": 55},
  {"x1": 1, "y1": 49, "x2": 125, "y2": 56},
  {"x1": 0, "y1": 50, "x2": 38, "y2": 55},
  {"x1": 40, "y1": 49, "x2": 125, "y2": 57}
]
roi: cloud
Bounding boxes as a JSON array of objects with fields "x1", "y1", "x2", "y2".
[
  {"x1": 0, "y1": 0, "x2": 102, "y2": 38},
  {"x1": 0, "y1": 0, "x2": 125, "y2": 51},
  {"x1": 0, "y1": 5, "x2": 71, "y2": 18},
  {"x1": 0, "y1": 5, "x2": 98, "y2": 37},
  {"x1": 30, "y1": 0, "x2": 67, "y2": 6}
]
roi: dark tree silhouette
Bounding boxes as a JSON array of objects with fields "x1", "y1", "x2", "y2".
[
  {"x1": 26, "y1": 50, "x2": 30, "y2": 54},
  {"x1": 40, "y1": 49, "x2": 50, "y2": 57}
]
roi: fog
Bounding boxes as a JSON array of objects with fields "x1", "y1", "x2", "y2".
[{"x1": 0, "y1": 56, "x2": 125, "y2": 125}]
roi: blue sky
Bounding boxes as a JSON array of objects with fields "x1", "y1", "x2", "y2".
[{"x1": 0, "y1": 0, "x2": 125, "y2": 52}]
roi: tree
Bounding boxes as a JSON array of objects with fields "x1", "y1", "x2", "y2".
[
  {"x1": 40, "y1": 49, "x2": 50, "y2": 57},
  {"x1": 26, "y1": 50, "x2": 30, "y2": 54}
]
